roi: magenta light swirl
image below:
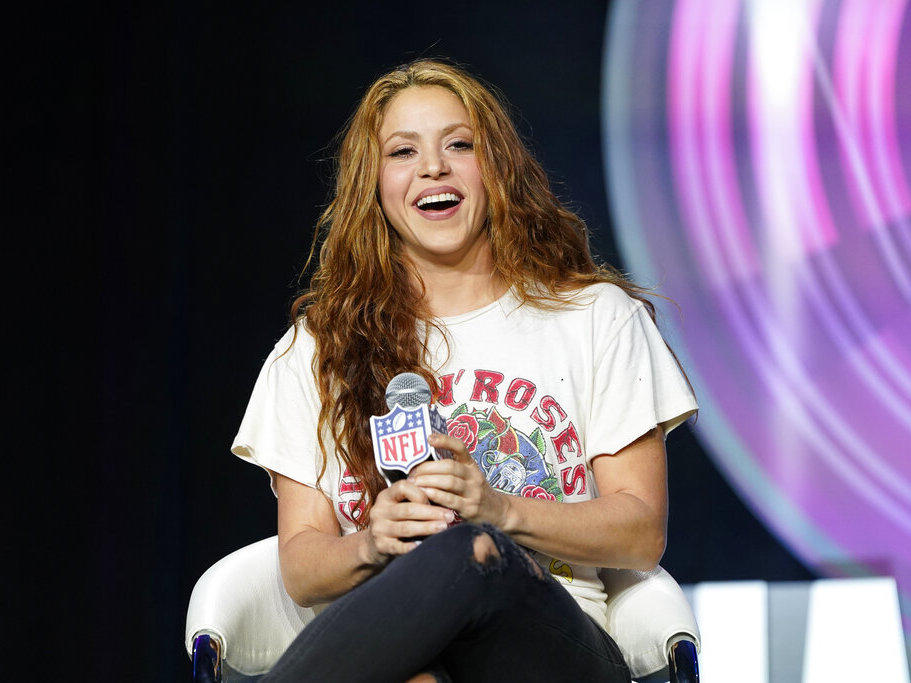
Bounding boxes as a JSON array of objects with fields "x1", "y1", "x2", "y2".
[
  {"x1": 869, "y1": 0, "x2": 911, "y2": 250},
  {"x1": 619, "y1": 0, "x2": 911, "y2": 632},
  {"x1": 747, "y1": 2, "x2": 911, "y2": 503},
  {"x1": 605, "y1": 4, "x2": 911, "y2": 635},
  {"x1": 834, "y1": 0, "x2": 911, "y2": 299},
  {"x1": 672, "y1": 0, "x2": 911, "y2": 533}
]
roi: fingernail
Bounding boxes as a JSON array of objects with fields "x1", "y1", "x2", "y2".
[
  {"x1": 435, "y1": 522, "x2": 447, "y2": 531},
  {"x1": 445, "y1": 510, "x2": 455, "y2": 522}
]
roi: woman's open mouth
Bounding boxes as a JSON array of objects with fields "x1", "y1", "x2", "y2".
[{"x1": 413, "y1": 190, "x2": 464, "y2": 220}]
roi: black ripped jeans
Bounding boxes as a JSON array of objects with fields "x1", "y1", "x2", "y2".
[{"x1": 262, "y1": 523, "x2": 631, "y2": 682}]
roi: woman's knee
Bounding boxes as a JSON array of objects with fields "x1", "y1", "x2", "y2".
[
  {"x1": 418, "y1": 523, "x2": 502, "y2": 568},
  {"x1": 415, "y1": 523, "x2": 547, "y2": 580},
  {"x1": 470, "y1": 531, "x2": 501, "y2": 567}
]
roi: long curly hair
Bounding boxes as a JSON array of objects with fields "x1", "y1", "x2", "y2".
[{"x1": 290, "y1": 59, "x2": 664, "y2": 528}]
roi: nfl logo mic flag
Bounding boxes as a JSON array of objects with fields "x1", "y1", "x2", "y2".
[{"x1": 371, "y1": 403, "x2": 452, "y2": 485}]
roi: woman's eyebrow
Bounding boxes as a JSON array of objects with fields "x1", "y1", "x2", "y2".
[{"x1": 383, "y1": 122, "x2": 472, "y2": 144}]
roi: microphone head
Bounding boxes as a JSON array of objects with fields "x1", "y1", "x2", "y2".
[{"x1": 385, "y1": 372, "x2": 432, "y2": 410}]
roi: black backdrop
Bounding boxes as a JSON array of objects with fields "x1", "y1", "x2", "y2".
[{"x1": 16, "y1": 2, "x2": 815, "y2": 680}]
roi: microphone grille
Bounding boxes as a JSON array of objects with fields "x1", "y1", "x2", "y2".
[{"x1": 385, "y1": 372, "x2": 432, "y2": 410}]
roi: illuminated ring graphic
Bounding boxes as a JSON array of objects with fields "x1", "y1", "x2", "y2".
[{"x1": 603, "y1": 0, "x2": 911, "y2": 632}]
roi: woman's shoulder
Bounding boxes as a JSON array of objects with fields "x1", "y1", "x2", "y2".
[
  {"x1": 562, "y1": 281, "x2": 646, "y2": 322},
  {"x1": 267, "y1": 319, "x2": 317, "y2": 374}
]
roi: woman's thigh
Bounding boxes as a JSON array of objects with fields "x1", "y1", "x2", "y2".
[
  {"x1": 264, "y1": 523, "x2": 630, "y2": 682},
  {"x1": 436, "y1": 524, "x2": 629, "y2": 682}
]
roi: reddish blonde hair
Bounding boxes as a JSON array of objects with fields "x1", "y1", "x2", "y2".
[{"x1": 291, "y1": 59, "x2": 659, "y2": 527}]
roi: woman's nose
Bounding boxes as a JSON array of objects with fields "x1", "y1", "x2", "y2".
[{"x1": 419, "y1": 151, "x2": 450, "y2": 178}]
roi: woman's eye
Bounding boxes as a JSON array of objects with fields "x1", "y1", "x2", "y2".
[
  {"x1": 389, "y1": 147, "x2": 415, "y2": 158},
  {"x1": 449, "y1": 140, "x2": 473, "y2": 151}
]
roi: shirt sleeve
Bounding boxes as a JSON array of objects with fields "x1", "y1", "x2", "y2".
[
  {"x1": 586, "y1": 299, "x2": 697, "y2": 460},
  {"x1": 230, "y1": 325, "x2": 327, "y2": 497}
]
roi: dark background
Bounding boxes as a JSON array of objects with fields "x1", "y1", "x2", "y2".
[{"x1": 15, "y1": 2, "x2": 815, "y2": 680}]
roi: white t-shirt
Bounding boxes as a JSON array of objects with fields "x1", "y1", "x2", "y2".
[{"x1": 232, "y1": 282, "x2": 697, "y2": 628}]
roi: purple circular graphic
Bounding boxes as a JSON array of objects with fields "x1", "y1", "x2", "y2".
[{"x1": 604, "y1": 0, "x2": 911, "y2": 631}]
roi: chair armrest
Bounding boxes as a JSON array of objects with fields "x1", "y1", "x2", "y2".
[
  {"x1": 192, "y1": 633, "x2": 222, "y2": 683},
  {"x1": 185, "y1": 536, "x2": 320, "y2": 676},
  {"x1": 600, "y1": 566, "x2": 701, "y2": 680},
  {"x1": 669, "y1": 638, "x2": 699, "y2": 683}
]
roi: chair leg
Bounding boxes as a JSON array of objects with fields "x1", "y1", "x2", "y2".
[
  {"x1": 669, "y1": 639, "x2": 699, "y2": 683},
  {"x1": 192, "y1": 633, "x2": 222, "y2": 683}
]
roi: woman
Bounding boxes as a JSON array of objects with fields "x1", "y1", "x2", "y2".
[{"x1": 232, "y1": 59, "x2": 697, "y2": 682}]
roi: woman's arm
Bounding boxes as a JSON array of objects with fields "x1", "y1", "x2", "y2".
[
  {"x1": 275, "y1": 474, "x2": 373, "y2": 607},
  {"x1": 275, "y1": 473, "x2": 454, "y2": 607},
  {"x1": 502, "y1": 428, "x2": 667, "y2": 569},
  {"x1": 412, "y1": 428, "x2": 667, "y2": 570}
]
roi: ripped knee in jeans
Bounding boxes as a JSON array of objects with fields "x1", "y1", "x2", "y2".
[
  {"x1": 515, "y1": 545, "x2": 546, "y2": 580},
  {"x1": 471, "y1": 532, "x2": 501, "y2": 568},
  {"x1": 468, "y1": 525, "x2": 547, "y2": 581}
]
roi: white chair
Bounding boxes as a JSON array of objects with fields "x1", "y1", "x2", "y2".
[{"x1": 185, "y1": 536, "x2": 700, "y2": 682}]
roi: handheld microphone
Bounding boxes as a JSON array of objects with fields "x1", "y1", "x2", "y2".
[
  {"x1": 384, "y1": 372, "x2": 433, "y2": 411},
  {"x1": 371, "y1": 372, "x2": 453, "y2": 486}
]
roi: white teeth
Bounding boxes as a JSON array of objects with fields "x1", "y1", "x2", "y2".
[{"x1": 416, "y1": 192, "x2": 461, "y2": 208}]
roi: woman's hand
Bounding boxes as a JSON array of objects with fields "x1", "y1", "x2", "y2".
[
  {"x1": 363, "y1": 479, "x2": 454, "y2": 567},
  {"x1": 410, "y1": 433, "x2": 511, "y2": 528}
]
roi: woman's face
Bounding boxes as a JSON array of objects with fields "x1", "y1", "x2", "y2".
[{"x1": 378, "y1": 86, "x2": 489, "y2": 271}]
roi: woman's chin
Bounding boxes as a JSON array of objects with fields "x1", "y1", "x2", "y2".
[{"x1": 404, "y1": 237, "x2": 493, "y2": 270}]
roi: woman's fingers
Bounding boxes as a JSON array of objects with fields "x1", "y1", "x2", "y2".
[
  {"x1": 421, "y1": 486, "x2": 465, "y2": 513},
  {"x1": 384, "y1": 479, "x2": 432, "y2": 506},
  {"x1": 388, "y1": 501, "x2": 453, "y2": 522},
  {"x1": 378, "y1": 482, "x2": 450, "y2": 521},
  {"x1": 367, "y1": 478, "x2": 454, "y2": 561},
  {"x1": 389, "y1": 518, "x2": 450, "y2": 538},
  {"x1": 407, "y1": 473, "x2": 466, "y2": 495},
  {"x1": 410, "y1": 439, "x2": 511, "y2": 527},
  {"x1": 410, "y1": 457, "x2": 480, "y2": 484},
  {"x1": 373, "y1": 537, "x2": 419, "y2": 557},
  {"x1": 369, "y1": 514, "x2": 449, "y2": 558},
  {"x1": 429, "y1": 432, "x2": 472, "y2": 462}
]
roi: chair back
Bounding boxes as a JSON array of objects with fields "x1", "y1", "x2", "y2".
[
  {"x1": 185, "y1": 536, "x2": 324, "y2": 676},
  {"x1": 601, "y1": 566, "x2": 701, "y2": 678},
  {"x1": 187, "y1": 537, "x2": 701, "y2": 680}
]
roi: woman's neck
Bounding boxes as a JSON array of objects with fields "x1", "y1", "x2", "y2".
[{"x1": 415, "y1": 264, "x2": 507, "y2": 318}]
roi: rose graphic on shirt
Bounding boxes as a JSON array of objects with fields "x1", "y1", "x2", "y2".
[
  {"x1": 446, "y1": 413, "x2": 480, "y2": 453},
  {"x1": 519, "y1": 484, "x2": 557, "y2": 501},
  {"x1": 446, "y1": 404, "x2": 563, "y2": 501}
]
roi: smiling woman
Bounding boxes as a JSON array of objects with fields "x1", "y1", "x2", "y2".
[
  {"x1": 231, "y1": 59, "x2": 696, "y2": 682},
  {"x1": 378, "y1": 86, "x2": 491, "y2": 280}
]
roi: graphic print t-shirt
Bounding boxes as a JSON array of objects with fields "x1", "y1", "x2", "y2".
[{"x1": 231, "y1": 283, "x2": 697, "y2": 628}]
